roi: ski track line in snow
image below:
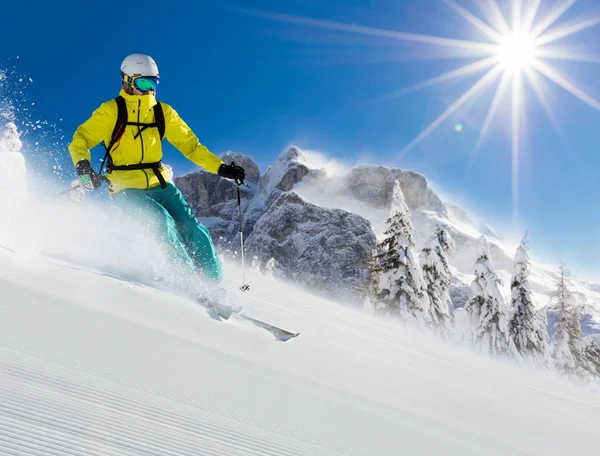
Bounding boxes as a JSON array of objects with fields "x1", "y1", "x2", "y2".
[
  {"x1": 0, "y1": 279, "x2": 480, "y2": 456},
  {"x1": 0, "y1": 281, "x2": 367, "y2": 455},
  {"x1": 1, "y1": 348, "x2": 371, "y2": 456},
  {"x1": 2, "y1": 255, "x2": 600, "y2": 454},
  {"x1": 0, "y1": 350, "x2": 523, "y2": 456},
  {"x1": 1, "y1": 311, "x2": 507, "y2": 456},
  {"x1": 0, "y1": 280, "x2": 518, "y2": 455},
  {"x1": 1, "y1": 334, "x2": 371, "y2": 453}
]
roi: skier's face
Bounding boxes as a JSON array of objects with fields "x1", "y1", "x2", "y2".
[
  {"x1": 123, "y1": 82, "x2": 155, "y2": 96},
  {"x1": 131, "y1": 86, "x2": 155, "y2": 96}
]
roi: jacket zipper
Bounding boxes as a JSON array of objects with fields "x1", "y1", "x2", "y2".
[{"x1": 137, "y1": 99, "x2": 149, "y2": 188}]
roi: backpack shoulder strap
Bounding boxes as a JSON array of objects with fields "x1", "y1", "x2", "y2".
[
  {"x1": 112, "y1": 96, "x2": 128, "y2": 142},
  {"x1": 103, "y1": 96, "x2": 128, "y2": 152},
  {"x1": 153, "y1": 101, "x2": 165, "y2": 141},
  {"x1": 99, "y1": 96, "x2": 128, "y2": 175}
]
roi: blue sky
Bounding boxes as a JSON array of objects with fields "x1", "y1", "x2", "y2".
[{"x1": 2, "y1": 0, "x2": 600, "y2": 277}]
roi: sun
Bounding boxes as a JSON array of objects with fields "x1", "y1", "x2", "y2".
[
  {"x1": 496, "y1": 30, "x2": 538, "y2": 72},
  {"x1": 252, "y1": 1, "x2": 600, "y2": 224}
]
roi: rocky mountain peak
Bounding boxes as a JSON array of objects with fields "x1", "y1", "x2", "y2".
[
  {"x1": 279, "y1": 145, "x2": 303, "y2": 163},
  {"x1": 260, "y1": 145, "x2": 313, "y2": 194},
  {"x1": 343, "y1": 165, "x2": 447, "y2": 215}
]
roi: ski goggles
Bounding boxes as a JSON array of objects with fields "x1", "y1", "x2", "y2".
[
  {"x1": 123, "y1": 73, "x2": 160, "y2": 93},
  {"x1": 132, "y1": 76, "x2": 159, "y2": 93}
]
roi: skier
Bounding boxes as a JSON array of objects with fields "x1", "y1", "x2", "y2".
[{"x1": 68, "y1": 54, "x2": 245, "y2": 284}]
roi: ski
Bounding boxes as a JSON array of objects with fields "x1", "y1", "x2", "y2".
[
  {"x1": 197, "y1": 298, "x2": 300, "y2": 342},
  {"x1": 238, "y1": 314, "x2": 300, "y2": 342}
]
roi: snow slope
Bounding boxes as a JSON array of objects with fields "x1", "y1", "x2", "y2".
[{"x1": 1, "y1": 248, "x2": 600, "y2": 455}]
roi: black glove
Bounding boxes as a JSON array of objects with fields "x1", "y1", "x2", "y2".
[
  {"x1": 75, "y1": 159, "x2": 103, "y2": 191},
  {"x1": 218, "y1": 161, "x2": 245, "y2": 185}
]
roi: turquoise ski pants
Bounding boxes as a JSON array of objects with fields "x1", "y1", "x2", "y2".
[{"x1": 113, "y1": 183, "x2": 223, "y2": 283}]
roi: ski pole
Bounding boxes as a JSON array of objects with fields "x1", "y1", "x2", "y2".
[
  {"x1": 237, "y1": 182, "x2": 250, "y2": 292},
  {"x1": 53, "y1": 175, "x2": 108, "y2": 199},
  {"x1": 53, "y1": 184, "x2": 82, "y2": 198}
]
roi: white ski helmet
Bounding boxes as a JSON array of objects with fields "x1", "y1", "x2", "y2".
[{"x1": 120, "y1": 54, "x2": 159, "y2": 77}]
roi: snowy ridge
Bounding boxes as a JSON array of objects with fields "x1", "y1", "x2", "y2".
[{"x1": 284, "y1": 147, "x2": 600, "y2": 327}]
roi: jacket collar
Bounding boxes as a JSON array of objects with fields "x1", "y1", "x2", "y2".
[{"x1": 119, "y1": 89, "x2": 157, "y2": 115}]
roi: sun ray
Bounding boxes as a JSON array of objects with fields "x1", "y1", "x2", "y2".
[
  {"x1": 523, "y1": 67, "x2": 564, "y2": 135},
  {"x1": 380, "y1": 56, "x2": 498, "y2": 100},
  {"x1": 399, "y1": 66, "x2": 503, "y2": 157},
  {"x1": 524, "y1": 68, "x2": 597, "y2": 194},
  {"x1": 536, "y1": 15, "x2": 600, "y2": 46},
  {"x1": 530, "y1": 0, "x2": 576, "y2": 37},
  {"x1": 443, "y1": 0, "x2": 503, "y2": 42},
  {"x1": 535, "y1": 47, "x2": 600, "y2": 63},
  {"x1": 532, "y1": 59, "x2": 600, "y2": 111},
  {"x1": 247, "y1": 11, "x2": 498, "y2": 54},
  {"x1": 473, "y1": 71, "x2": 512, "y2": 155},
  {"x1": 512, "y1": 0, "x2": 523, "y2": 31},
  {"x1": 511, "y1": 70, "x2": 523, "y2": 225},
  {"x1": 522, "y1": 0, "x2": 542, "y2": 32},
  {"x1": 477, "y1": 0, "x2": 511, "y2": 35}
]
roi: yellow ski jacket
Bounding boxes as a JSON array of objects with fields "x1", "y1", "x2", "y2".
[{"x1": 68, "y1": 89, "x2": 223, "y2": 194}]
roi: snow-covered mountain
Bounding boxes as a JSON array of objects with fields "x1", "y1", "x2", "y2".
[{"x1": 176, "y1": 146, "x2": 600, "y2": 333}]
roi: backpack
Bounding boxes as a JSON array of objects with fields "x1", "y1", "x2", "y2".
[{"x1": 99, "y1": 95, "x2": 167, "y2": 189}]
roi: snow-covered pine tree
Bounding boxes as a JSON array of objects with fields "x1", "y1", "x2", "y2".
[
  {"x1": 374, "y1": 181, "x2": 430, "y2": 322},
  {"x1": 363, "y1": 295, "x2": 376, "y2": 315},
  {"x1": 509, "y1": 236, "x2": 550, "y2": 364},
  {"x1": 0, "y1": 122, "x2": 23, "y2": 153},
  {"x1": 251, "y1": 255, "x2": 262, "y2": 273},
  {"x1": 420, "y1": 227, "x2": 455, "y2": 332},
  {"x1": 551, "y1": 264, "x2": 586, "y2": 376},
  {"x1": 463, "y1": 237, "x2": 517, "y2": 357},
  {"x1": 534, "y1": 308, "x2": 553, "y2": 366},
  {"x1": 365, "y1": 247, "x2": 384, "y2": 313},
  {"x1": 264, "y1": 258, "x2": 276, "y2": 277},
  {"x1": 582, "y1": 337, "x2": 600, "y2": 378}
]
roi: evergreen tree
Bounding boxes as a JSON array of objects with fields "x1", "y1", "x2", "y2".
[
  {"x1": 374, "y1": 181, "x2": 430, "y2": 322},
  {"x1": 534, "y1": 309, "x2": 552, "y2": 365},
  {"x1": 582, "y1": 337, "x2": 600, "y2": 378},
  {"x1": 463, "y1": 237, "x2": 517, "y2": 357},
  {"x1": 551, "y1": 264, "x2": 585, "y2": 376},
  {"x1": 363, "y1": 294, "x2": 376, "y2": 315},
  {"x1": 421, "y1": 227, "x2": 455, "y2": 332},
  {"x1": 252, "y1": 255, "x2": 262, "y2": 273},
  {"x1": 264, "y1": 258, "x2": 276, "y2": 277},
  {"x1": 509, "y1": 236, "x2": 550, "y2": 364},
  {"x1": 366, "y1": 247, "x2": 384, "y2": 312}
]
